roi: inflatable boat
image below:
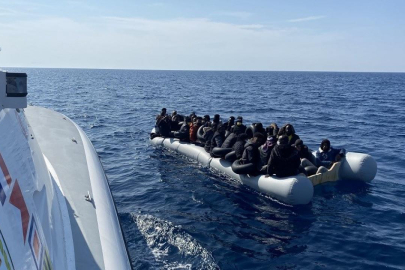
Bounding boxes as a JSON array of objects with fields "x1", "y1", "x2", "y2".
[{"x1": 150, "y1": 131, "x2": 377, "y2": 206}]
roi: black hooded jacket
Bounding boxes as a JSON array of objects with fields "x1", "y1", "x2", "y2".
[
  {"x1": 287, "y1": 134, "x2": 300, "y2": 146},
  {"x1": 298, "y1": 145, "x2": 311, "y2": 160},
  {"x1": 203, "y1": 128, "x2": 214, "y2": 153},
  {"x1": 232, "y1": 134, "x2": 247, "y2": 159},
  {"x1": 210, "y1": 131, "x2": 225, "y2": 153},
  {"x1": 175, "y1": 122, "x2": 190, "y2": 140},
  {"x1": 241, "y1": 141, "x2": 262, "y2": 172},
  {"x1": 259, "y1": 144, "x2": 275, "y2": 167},
  {"x1": 156, "y1": 116, "x2": 171, "y2": 137},
  {"x1": 278, "y1": 124, "x2": 300, "y2": 145},
  {"x1": 254, "y1": 123, "x2": 267, "y2": 138},
  {"x1": 232, "y1": 124, "x2": 246, "y2": 134},
  {"x1": 267, "y1": 144, "x2": 300, "y2": 177},
  {"x1": 170, "y1": 118, "x2": 180, "y2": 131}
]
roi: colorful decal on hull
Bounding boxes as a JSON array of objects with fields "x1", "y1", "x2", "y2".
[
  {"x1": 0, "y1": 147, "x2": 51, "y2": 269},
  {"x1": 42, "y1": 249, "x2": 52, "y2": 270},
  {"x1": 28, "y1": 218, "x2": 43, "y2": 270},
  {"x1": 9, "y1": 180, "x2": 30, "y2": 243},
  {"x1": 0, "y1": 153, "x2": 12, "y2": 205},
  {"x1": 0, "y1": 230, "x2": 14, "y2": 270}
]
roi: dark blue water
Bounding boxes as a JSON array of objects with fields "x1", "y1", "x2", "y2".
[{"x1": 8, "y1": 68, "x2": 405, "y2": 269}]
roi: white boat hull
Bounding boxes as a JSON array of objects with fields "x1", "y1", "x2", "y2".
[{"x1": 0, "y1": 106, "x2": 132, "y2": 269}]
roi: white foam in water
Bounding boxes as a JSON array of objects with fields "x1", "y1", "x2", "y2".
[
  {"x1": 191, "y1": 192, "x2": 204, "y2": 204},
  {"x1": 133, "y1": 214, "x2": 219, "y2": 270}
]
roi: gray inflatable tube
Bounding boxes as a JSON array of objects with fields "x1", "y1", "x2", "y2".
[
  {"x1": 310, "y1": 151, "x2": 377, "y2": 182},
  {"x1": 151, "y1": 132, "x2": 314, "y2": 205},
  {"x1": 340, "y1": 152, "x2": 377, "y2": 181}
]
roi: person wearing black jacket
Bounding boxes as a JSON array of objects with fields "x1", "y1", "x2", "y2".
[
  {"x1": 210, "y1": 124, "x2": 226, "y2": 154},
  {"x1": 225, "y1": 116, "x2": 235, "y2": 134},
  {"x1": 202, "y1": 115, "x2": 211, "y2": 127},
  {"x1": 203, "y1": 126, "x2": 215, "y2": 153},
  {"x1": 266, "y1": 123, "x2": 279, "y2": 138},
  {"x1": 221, "y1": 121, "x2": 244, "y2": 149},
  {"x1": 156, "y1": 108, "x2": 166, "y2": 120},
  {"x1": 241, "y1": 133, "x2": 266, "y2": 174},
  {"x1": 156, "y1": 115, "x2": 171, "y2": 137},
  {"x1": 170, "y1": 113, "x2": 181, "y2": 131},
  {"x1": 173, "y1": 117, "x2": 190, "y2": 141},
  {"x1": 294, "y1": 139, "x2": 317, "y2": 175},
  {"x1": 254, "y1": 123, "x2": 267, "y2": 138},
  {"x1": 266, "y1": 135, "x2": 300, "y2": 178},
  {"x1": 259, "y1": 136, "x2": 276, "y2": 167},
  {"x1": 232, "y1": 133, "x2": 248, "y2": 159},
  {"x1": 212, "y1": 114, "x2": 220, "y2": 128},
  {"x1": 278, "y1": 124, "x2": 300, "y2": 145},
  {"x1": 294, "y1": 139, "x2": 312, "y2": 160},
  {"x1": 232, "y1": 116, "x2": 246, "y2": 134}
]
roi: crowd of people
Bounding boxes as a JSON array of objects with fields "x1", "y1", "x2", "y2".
[{"x1": 152, "y1": 108, "x2": 346, "y2": 178}]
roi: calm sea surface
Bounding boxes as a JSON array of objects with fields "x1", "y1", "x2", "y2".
[{"x1": 7, "y1": 68, "x2": 405, "y2": 269}]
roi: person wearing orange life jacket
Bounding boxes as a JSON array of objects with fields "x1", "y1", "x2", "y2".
[{"x1": 189, "y1": 117, "x2": 201, "y2": 143}]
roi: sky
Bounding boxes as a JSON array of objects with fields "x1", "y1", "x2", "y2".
[{"x1": 0, "y1": 0, "x2": 404, "y2": 72}]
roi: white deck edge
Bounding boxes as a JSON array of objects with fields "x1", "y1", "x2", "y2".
[
  {"x1": 72, "y1": 122, "x2": 131, "y2": 270},
  {"x1": 43, "y1": 155, "x2": 76, "y2": 270}
]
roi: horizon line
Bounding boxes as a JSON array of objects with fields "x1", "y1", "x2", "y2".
[{"x1": 1, "y1": 66, "x2": 404, "y2": 74}]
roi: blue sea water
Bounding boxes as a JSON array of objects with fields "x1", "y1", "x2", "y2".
[{"x1": 7, "y1": 68, "x2": 405, "y2": 269}]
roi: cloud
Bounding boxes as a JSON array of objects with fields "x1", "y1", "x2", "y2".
[
  {"x1": 0, "y1": 7, "x2": 24, "y2": 16},
  {"x1": 239, "y1": 24, "x2": 265, "y2": 30},
  {"x1": 66, "y1": 1, "x2": 101, "y2": 11},
  {"x1": 288, "y1": 16, "x2": 326, "y2": 23},
  {"x1": 0, "y1": 16, "x2": 299, "y2": 69},
  {"x1": 0, "y1": 3, "x2": 51, "y2": 19},
  {"x1": 215, "y1": 11, "x2": 253, "y2": 20},
  {"x1": 1, "y1": 15, "x2": 402, "y2": 72}
]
